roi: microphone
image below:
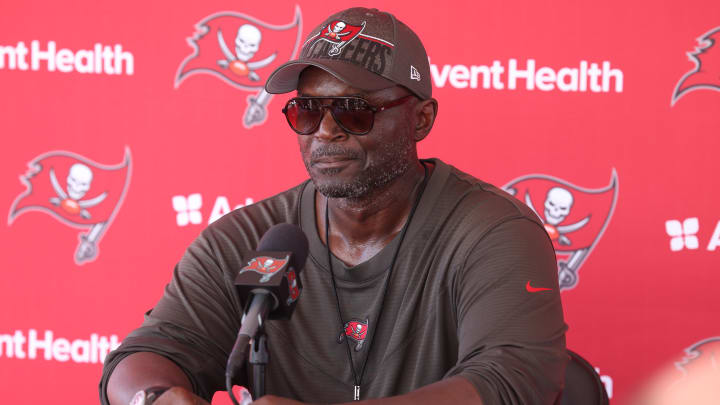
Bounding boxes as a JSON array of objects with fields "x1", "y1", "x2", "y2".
[{"x1": 225, "y1": 224, "x2": 309, "y2": 397}]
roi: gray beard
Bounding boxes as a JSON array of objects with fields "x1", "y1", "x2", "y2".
[{"x1": 306, "y1": 137, "x2": 414, "y2": 200}]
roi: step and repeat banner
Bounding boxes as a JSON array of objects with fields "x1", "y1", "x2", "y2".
[{"x1": 1, "y1": 1, "x2": 718, "y2": 403}]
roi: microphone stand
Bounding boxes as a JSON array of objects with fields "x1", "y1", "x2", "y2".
[
  {"x1": 250, "y1": 332, "x2": 269, "y2": 400},
  {"x1": 226, "y1": 291, "x2": 273, "y2": 405}
]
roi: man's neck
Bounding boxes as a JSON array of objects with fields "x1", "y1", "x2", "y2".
[{"x1": 315, "y1": 161, "x2": 429, "y2": 267}]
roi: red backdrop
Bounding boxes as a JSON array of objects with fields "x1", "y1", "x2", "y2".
[{"x1": 1, "y1": 1, "x2": 719, "y2": 403}]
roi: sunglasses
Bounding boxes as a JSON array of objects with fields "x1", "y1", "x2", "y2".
[{"x1": 281, "y1": 95, "x2": 415, "y2": 135}]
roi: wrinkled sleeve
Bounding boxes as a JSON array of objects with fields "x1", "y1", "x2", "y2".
[
  {"x1": 445, "y1": 217, "x2": 568, "y2": 405},
  {"x1": 99, "y1": 228, "x2": 245, "y2": 404}
]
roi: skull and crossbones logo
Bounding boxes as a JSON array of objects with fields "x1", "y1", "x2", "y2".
[
  {"x1": 239, "y1": 256, "x2": 288, "y2": 283},
  {"x1": 323, "y1": 21, "x2": 359, "y2": 56},
  {"x1": 349, "y1": 324, "x2": 363, "y2": 339},
  {"x1": 217, "y1": 24, "x2": 277, "y2": 81},
  {"x1": 525, "y1": 187, "x2": 590, "y2": 246},
  {"x1": 256, "y1": 258, "x2": 277, "y2": 282},
  {"x1": 337, "y1": 319, "x2": 368, "y2": 352},
  {"x1": 48, "y1": 163, "x2": 107, "y2": 219},
  {"x1": 325, "y1": 21, "x2": 349, "y2": 40}
]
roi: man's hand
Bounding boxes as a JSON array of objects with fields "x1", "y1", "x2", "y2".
[{"x1": 153, "y1": 387, "x2": 210, "y2": 405}]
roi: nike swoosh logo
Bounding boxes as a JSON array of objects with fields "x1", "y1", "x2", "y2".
[{"x1": 526, "y1": 281, "x2": 552, "y2": 293}]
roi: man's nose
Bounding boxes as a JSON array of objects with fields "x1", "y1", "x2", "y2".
[{"x1": 314, "y1": 108, "x2": 347, "y2": 142}]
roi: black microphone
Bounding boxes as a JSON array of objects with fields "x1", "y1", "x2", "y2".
[{"x1": 225, "y1": 224, "x2": 309, "y2": 399}]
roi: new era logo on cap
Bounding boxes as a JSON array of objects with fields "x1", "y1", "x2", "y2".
[{"x1": 410, "y1": 65, "x2": 421, "y2": 81}]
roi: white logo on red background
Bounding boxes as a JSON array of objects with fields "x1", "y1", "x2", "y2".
[
  {"x1": 430, "y1": 58, "x2": 624, "y2": 92},
  {"x1": 172, "y1": 194, "x2": 254, "y2": 226},
  {"x1": 665, "y1": 218, "x2": 699, "y2": 251},
  {"x1": 173, "y1": 194, "x2": 203, "y2": 226},
  {"x1": 672, "y1": 26, "x2": 720, "y2": 105},
  {"x1": 8, "y1": 148, "x2": 132, "y2": 265},
  {"x1": 0, "y1": 329, "x2": 120, "y2": 364},
  {"x1": 665, "y1": 217, "x2": 720, "y2": 251},
  {"x1": 175, "y1": 6, "x2": 303, "y2": 129},
  {"x1": 503, "y1": 170, "x2": 618, "y2": 291},
  {"x1": 0, "y1": 40, "x2": 134, "y2": 75}
]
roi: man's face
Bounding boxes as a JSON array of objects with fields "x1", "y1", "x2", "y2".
[{"x1": 295, "y1": 67, "x2": 417, "y2": 199}]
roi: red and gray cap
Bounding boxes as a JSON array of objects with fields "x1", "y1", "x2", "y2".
[{"x1": 264, "y1": 7, "x2": 431, "y2": 100}]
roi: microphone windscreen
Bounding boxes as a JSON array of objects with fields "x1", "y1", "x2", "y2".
[{"x1": 257, "y1": 223, "x2": 309, "y2": 273}]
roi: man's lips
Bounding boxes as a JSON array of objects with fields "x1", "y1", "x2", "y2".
[{"x1": 311, "y1": 156, "x2": 357, "y2": 168}]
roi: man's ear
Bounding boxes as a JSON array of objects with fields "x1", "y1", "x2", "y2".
[{"x1": 413, "y1": 98, "x2": 438, "y2": 142}]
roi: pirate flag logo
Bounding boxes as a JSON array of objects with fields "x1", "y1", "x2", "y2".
[
  {"x1": 658, "y1": 337, "x2": 720, "y2": 401},
  {"x1": 8, "y1": 148, "x2": 132, "y2": 265},
  {"x1": 337, "y1": 318, "x2": 369, "y2": 352},
  {"x1": 676, "y1": 337, "x2": 720, "y2": 377},
  {"x1": 175, "y1": 6, "x2": 303, "y2": 129},
  {"x1": 672, "y1": 26, "x2": 720, "y2": 105},
  {"x1": 238, "y1": 255, "x2": 289, "y2": 283},
  {"x1": 317, "y1": 20, "x2": 366, "y2": 56},
  {"x1": 503, "y1": 170, "x2": 618, "y2": 291}
]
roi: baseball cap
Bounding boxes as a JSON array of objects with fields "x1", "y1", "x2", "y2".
[{"x1": 264, "y1": 7, "x2": 431, "y2": 100}]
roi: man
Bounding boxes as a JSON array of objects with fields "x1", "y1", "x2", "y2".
[{"x1": 101, "y1": 7, "x2": 567, "y2": 405}]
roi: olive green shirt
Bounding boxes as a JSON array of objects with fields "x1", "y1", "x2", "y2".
[{"x1": 99, "y1": 158, "x2": 567, "y2": 405}]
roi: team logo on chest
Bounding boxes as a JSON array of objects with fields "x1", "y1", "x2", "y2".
[{"x1": 337, "y1": 318, "x2": 369, "y2": 352}]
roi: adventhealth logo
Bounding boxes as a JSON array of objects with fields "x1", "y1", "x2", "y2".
[
  {"x1": 172, "y1": 194, "x2": 254, "y2": 226},
  {"x1": 0, "y1": 329, "x2": 120, "y2": 364},
  {"x1": 0, "y1": 40, "x2": 134, "y2": 75},
  {"x1": 665, "y1": 217, "x2": 720, "y2": 252},
  {"x1": 430, "y1": 58, "x2": 623, "y2": 93}
]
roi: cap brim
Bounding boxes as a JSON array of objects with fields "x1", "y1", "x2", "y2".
[{"x1": 265, "y1": 59, "x2": 395, "y2": 94}]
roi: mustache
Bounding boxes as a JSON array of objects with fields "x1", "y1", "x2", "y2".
[{"x1": 310, "y1": 145, "x2": 362, "y2": 161}]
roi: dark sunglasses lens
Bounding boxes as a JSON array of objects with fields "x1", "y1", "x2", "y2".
[
  {"x1": 332, "y1": 99, "x2": 373, "y2": 134},
  {"x1": 286, "y1": 99, "x2": 322, "y2": 134}
]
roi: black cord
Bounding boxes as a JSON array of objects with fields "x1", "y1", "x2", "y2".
[
  {"x1": 326, "y1": 202, "x2": 358, "y2": 388},
  {"x1": 226, "y1": 374, "x2": 241, "y2": 405},
  {"x1": 225, "y1": 333, "x2": 251, "y2": 405},
  {"x1": 326, "y1": 163, "x2": 429, "y2": 399}
]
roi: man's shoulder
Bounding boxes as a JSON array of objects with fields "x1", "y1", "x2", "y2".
[
  {"x1": 438, "y1": 160, "x2": 542, "y2": 228},
  {"x1": 200, "y1": 180, "x2": 310, "y2": 246}
]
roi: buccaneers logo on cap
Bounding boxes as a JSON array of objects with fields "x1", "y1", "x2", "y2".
[
  {"x1": 303, "y1": 19, "x2": 395, "y2": 58},
  {"x1": 672, "y1": 26, "x2": 720, "y2": 105},
  {"x1": 8, "y1": 148, "x2": 132, "y2": 265},
  {"x1": 318, "y1": 20, "x2": 366, "y2": 56},
  {"x1": 337, "y1": 318, "x2": 369, "y2": 352},
  {"x1": 239, "y1": 256, "x2": 289, "y2": 283},
  {"x1": 503, "y1": 170, "x2": 618, "y2": 291},
  {"x1": 175, "y1": 6, "x2": 303, "y2": 128}
]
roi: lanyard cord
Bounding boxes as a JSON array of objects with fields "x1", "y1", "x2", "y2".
[{"x1": 325, "y1": 163, "x2": 429, "y2": 400}]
